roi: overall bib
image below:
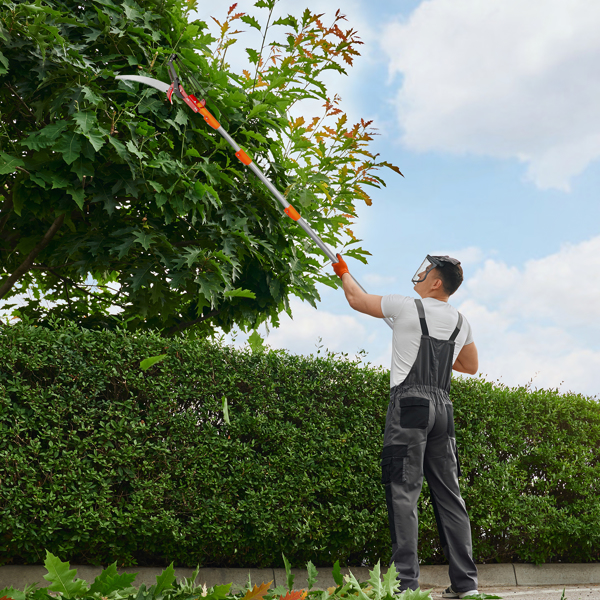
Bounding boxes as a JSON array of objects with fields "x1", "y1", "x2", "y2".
[{"x1": 381, "y1": 299, "x2": 478, "y2": 592}]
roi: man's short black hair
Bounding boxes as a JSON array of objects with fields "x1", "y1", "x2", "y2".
[{"x1": 435, "y1": 262, "x2": 463, "y2": 296}]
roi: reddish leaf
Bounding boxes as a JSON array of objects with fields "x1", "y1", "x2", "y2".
[
  {"x1": 280, "y1": 591, "x2": 307, "y2": 600},
  {"x1": 242, "y1": 582, "x2": 273, "y2": 600}
]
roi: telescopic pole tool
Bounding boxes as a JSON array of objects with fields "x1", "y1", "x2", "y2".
[{"x1": 116, "y1": 55, "x2": 394, "y2": 330}]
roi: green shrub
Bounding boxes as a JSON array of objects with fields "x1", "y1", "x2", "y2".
[{"x1": 1, "y1": 321, "x2": 599, "y2": 567}]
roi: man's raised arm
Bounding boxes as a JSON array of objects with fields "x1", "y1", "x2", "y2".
[{"x1": 333, "y1": 254, "x2": 384, "y2": 318}]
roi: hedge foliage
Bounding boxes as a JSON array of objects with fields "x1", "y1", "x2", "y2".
[{"x1": 1, "y1": 321, "x2": 599, "y2": 567}]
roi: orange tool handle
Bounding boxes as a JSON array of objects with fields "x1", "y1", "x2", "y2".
[{"x1": 197, "y1": 100, "x2": 220, "y2": 130}]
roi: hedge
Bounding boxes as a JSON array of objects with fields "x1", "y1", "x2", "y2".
[{"x1": 1, "y1": 321, "x2": 599, "y2": 567}]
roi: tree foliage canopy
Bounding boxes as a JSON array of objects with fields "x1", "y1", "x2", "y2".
[{"x1": 0, "y1": 0, "x2": 401, "y2": 335}]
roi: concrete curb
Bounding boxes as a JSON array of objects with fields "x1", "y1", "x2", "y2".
[{"x1": 1, "y1": 564, "x2": 599, "y2": 591}]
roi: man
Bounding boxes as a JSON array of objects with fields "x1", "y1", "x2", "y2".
[{"x1": 332, "y1": 254, "x2": 479, "y2": 598}]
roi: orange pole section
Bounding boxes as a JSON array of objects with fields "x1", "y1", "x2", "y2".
[
  {"x1": 198, "y1": 106, "x2": 220, "y2": 130},
  {"x1": 235, "y1": 149, "x2": 252, "y2": 165},
  {"x1": 284, "y1": 205, "x2": 301, "y2": 221}
]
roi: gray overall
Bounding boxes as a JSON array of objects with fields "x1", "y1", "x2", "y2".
[{"x1": 381, "y1": 299, "x2": 478, "y2": 592}]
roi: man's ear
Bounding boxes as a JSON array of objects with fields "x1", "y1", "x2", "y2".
[{"x1": 431, "y1": 276, "x2": 443, "y2": 290}]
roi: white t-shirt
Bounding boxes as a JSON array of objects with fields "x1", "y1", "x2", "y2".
[{"x1": 381, "y1": 295, "x2": 474, "y2": 389}]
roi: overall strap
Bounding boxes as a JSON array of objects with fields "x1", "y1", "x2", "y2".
[
  {"x1": 414, "y1": 299, "x2": 429, "y2": 336},
  {"x1": 449, "y1": 312, "x2": 463, "y2": 342}
]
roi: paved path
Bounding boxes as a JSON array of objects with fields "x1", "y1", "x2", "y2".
[{"x1": 427, "y1": 585, "x2": 600, "y2": 600}]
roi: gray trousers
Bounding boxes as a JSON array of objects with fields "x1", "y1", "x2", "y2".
[{"x1": 382, "y1": 387, "x2": 478, "y2": 592}]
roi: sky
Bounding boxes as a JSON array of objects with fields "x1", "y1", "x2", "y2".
[
  {"x1": 191, "y1": 0, "x2": 600, "y2": 398},
  {"x1": 4, "y1": 0, "x2": 599, "y2": 398}
]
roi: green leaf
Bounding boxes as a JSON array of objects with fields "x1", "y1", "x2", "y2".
[
  {"x1": 108, "y1": 136, "x2": 129, "y2": 160},
  {"x1": 248, "y1": 330, "x2": 265, "y2": 353},
  {"x1": 126, "y1": 140, "x2": 146, "y2": 159},
  {"x1": 400, "y1": 589, "x2": 433, "y2": 600},
  {"x1": 84, "y1": 129, "x2": 106, "y2": 152},
  {"x1": 55, "y1": 131, "x2": 83, "y2": 165},
  {"x1": 273, "y1": 15, "x2": 298, "y2": 28},
  {"x1": 22, "y1": 121, "x2": 69, "y2": 150},
  {"x1": 132, "y1": 230, "x2": 156, "y2": 250},
  {"x1": 140, "y1": 354, "x2": 167, "y2": 371},
  {"x1": 224, "y1": 288, "x2": 256, "y2": 299},
  {"x1": 43, "y1": 551, "x2": 88, "y2": 599},
  {"x1": 70, "y1": 157, "x2": 94, "y2": 179},
  {"x1": 67, "y1": 186, "x2": 85, "y2": 210},
  {"x1": 82, "y1": 85, "x2": 103, "y2": 106},
  {"x1": 306, "y1": 561, "x2": 318, "y2": 591},
  {"x1": 0, "y1": 51, "x2": 8, "y2": 75},
  {"x1": 345, "y1": 570, "x2": 371, "y2": 600},
  {"x1": 73, "y1": 111, "x2": 97, "y2": 134},
  {"x1": 245, "y1": 48, "x2": 259, "y2": 64},
  {"x1": 0, "y1": 586, "x2": 25, "y2": 600},
  {"x1": 282, "y1": 554, "x2": 294, "y2": 592},
  {"x1": 222, "y1": 395, "x2": 230, "y2": 424},
  {"x1": 240, "y1": 15, "x2": 261, "y2": 31},
  {"x1": 174, "y1": 108, "x2": 189, "y2": 126},
  {"x1": 332, "y1": 561, "x2": 343, "y2": 587},
  {"x1": 247, "y1": 104, "x2": 269, "y2": 119},
  {"x1": 89, "y1": 563, "x2": 137, "y2": 595},
  {"x1": 0, "y1": 152, "x2": 25, "y2": 175},
  {"x1": 366, "y1": 561, "x2": 382, "y2": 600},
  {"x1": 206, "y1": 584, "x2": 232, "y2": 600},
  {"x1": 154, "y1": 563, "x2": 176, "y2": 596},
  {"x1": 382, "y1": 563, "x2": 401, "y2": 598},
  {"x1": 132, "y1": 263, "x2": 152, "y2": 291}
]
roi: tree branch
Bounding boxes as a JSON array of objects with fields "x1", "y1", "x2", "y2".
[
  {"x1": 5, "y1": 82, "x2": 36, "y2": 121},
  {"x1": 172, "y1": 239, "x2": 207, "y2": 248},
  {"x1": 0, "y1": 213, "x2": 65, "y2": 300},
  {"x1": 167, "y1": 310, "x2": 220, "y2": 336},
  {"x1": 37, "y1": 264, "x2": 129, "y2": 309}
]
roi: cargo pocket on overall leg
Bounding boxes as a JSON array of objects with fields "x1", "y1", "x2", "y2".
[
  {"x1": 380, "y1": 445, "x2": 408, "y2": 484},
  {"x1": 446, "y1": 403, "x2": 456, "y2": 438},
  {"x1": 399, "y1": 397, "x2": 430, "y2": 429},
  {"x1": 446, "y1": 404, "x2": 461, "y2": 477}
]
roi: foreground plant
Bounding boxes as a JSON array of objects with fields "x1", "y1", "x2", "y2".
[{"x1": 0, "y1": 552, "x2": 434, "y2": 600}]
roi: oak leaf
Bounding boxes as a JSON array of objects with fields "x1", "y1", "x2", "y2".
[{"x1": 242, "y1": 581, "x2": 273, "y2": 600}]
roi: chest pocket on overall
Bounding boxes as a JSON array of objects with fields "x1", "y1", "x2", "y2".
[
  {"x1": 381, "y1": 444, "x2": 408, "y2": 484},
  {"x1": 400, "y1": 396, "x2": 430, "y2": 429}
]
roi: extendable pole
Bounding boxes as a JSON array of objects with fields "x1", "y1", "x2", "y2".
[{"x1": 116, "y1": 63, "x2": 394, "y2": 330}]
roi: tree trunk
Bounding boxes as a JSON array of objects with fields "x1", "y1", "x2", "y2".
[{"x1": 0, "y1": 213, "x2": 65, "y2": 300}]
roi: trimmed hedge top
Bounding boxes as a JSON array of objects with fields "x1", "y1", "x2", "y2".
[{"x1": 1, "y1": 321, "x2": 599, "y2": 567}]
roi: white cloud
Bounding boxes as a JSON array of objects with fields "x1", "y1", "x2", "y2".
[
  {"x1": 228, "y1": 298, "x2": 378, "y2": 358},
  {"x1": 457, "y1": 236, "x2": 600, "y2": 396},
  {"x1": 382, "y1": 0, "x2": 600, "y2": 190}
]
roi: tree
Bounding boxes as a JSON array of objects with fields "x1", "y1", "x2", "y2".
[{"x1": 0, "y1": 0, "x2": 401, "y2": 335}]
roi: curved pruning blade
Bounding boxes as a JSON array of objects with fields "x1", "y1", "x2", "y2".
[{"x1": 115, "y1": 74, "x2": 171, "y2": 94}]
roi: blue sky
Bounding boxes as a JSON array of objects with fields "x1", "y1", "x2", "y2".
[
  {"x1": 5, "y1": 0, "x2": 598, "y2": 397},
  {"x1": 194, "y1": 0, "x2": 600, "y2": 397}
]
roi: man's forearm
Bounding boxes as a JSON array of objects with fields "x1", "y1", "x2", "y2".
[{"x1": 341, "y1": 272, "x2": 364, "y2": 308}]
